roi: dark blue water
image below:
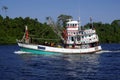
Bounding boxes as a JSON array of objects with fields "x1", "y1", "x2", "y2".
[{"x1": 0, "y1": 44, "x2": 120, "y2": 80}]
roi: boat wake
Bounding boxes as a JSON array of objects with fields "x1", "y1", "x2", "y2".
[
  {"x1": 95, "y1": 50, "x2": 120, "y2": 54},
  {"x1": 14, "y1": 51, "x2": 31, "y2": 54}
]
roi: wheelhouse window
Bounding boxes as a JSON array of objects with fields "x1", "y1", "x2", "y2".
[{"x1": 71, "y1": 37, "x2": 74, "y2": 41}]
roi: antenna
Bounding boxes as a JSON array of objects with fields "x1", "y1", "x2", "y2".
[
  {"x1": 90, "y1": 16, "x2": 93, "y2": 29},
  {"x1": 78, "y1": 16, "x2": 81, "y2": 30}
]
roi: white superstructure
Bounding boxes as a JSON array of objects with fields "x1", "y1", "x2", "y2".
[{"x1": 62, "y1": 18, "x2": 100, "y2": 50}]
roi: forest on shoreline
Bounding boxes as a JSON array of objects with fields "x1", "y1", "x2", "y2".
[{"x1": 0, "y1": 15, "x2": 120, "y2": 44}]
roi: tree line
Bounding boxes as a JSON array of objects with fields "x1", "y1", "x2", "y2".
[{"x1": 0, "y1": 14, "x2": 120, "y2": 44}]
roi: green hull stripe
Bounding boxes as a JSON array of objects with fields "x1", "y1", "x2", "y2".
[{"x1": 20, "y1": 47, "x2": 57, "y2": 55}]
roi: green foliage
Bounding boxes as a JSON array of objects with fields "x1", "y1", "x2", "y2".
[
  {"x1": 57, "y1": 14, "x2": 72, "y2": 28},
  {"x1": 0, "y1": 15, "x2": 60, "y2": 44}
]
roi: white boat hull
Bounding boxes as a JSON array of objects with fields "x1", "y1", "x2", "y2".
[{"x1": 18, "y1": 43, "x2": 102, "y2": 54}]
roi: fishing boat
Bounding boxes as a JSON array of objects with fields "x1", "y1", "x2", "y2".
[{"x1": 17, "y1": 17, "x2": 102, "y2": 54}]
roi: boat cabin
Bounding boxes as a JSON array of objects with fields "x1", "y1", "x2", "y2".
[{"x1": 63, "y1": 19, "x2": 99, "y2": 49}]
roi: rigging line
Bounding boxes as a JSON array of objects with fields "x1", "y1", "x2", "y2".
[
  {"x1": 29, "y1": 27, "x2": 50, "y2": 38},
  {"x1": 32, "y1": 38, "x2": 60, "y2": 40},
  {"x1": 38, "y1": 27, "x2": 50, "y2": 34}
]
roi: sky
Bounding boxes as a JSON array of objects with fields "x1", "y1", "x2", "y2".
[{"x1": 0, "y1": 0, "x2": 120, "y2": 25}]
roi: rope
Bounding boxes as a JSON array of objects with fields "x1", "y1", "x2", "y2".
[{"x1": 32, "y1": 38, "x2": 60, "y2": 40}]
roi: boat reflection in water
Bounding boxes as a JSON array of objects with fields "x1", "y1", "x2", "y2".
[
  {"x1": 62, "y1": 54, "x2": 100, "y2": 78},
  {"x1": 17, "y1": 51, "x2": 104, "y2": 79}
]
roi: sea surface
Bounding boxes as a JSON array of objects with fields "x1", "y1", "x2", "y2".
[{"x1": 0, "y1": 44, "x2": 120, "y2": 80}]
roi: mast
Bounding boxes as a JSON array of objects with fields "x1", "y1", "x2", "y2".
[
  {"x1": 78, "y1": 17, "x2": 81, "y2": 30},
  {"x1": 25, "y1": 26, "x2": 29, "y2": 43}
]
